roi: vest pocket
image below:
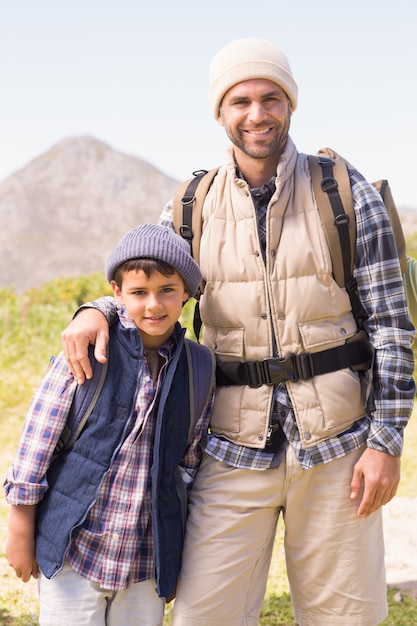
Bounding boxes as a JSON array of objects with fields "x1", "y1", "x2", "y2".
[
  {"x1": 298, "y1": 312, "x2": 358, "y2": 352},
  {"x1": 203, "y1": 325, "x2": 245, "y2": 357},
  {"x1": 291, "y1": 314, "x2": 366, "y2": 447}
]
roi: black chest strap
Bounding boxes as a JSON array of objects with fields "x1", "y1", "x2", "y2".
[{"x1": 216, "y1": 330, "x2": 373, "y2": 388}]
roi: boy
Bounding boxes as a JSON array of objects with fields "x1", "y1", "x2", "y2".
[{"x1": 4, "y1": 224, "x2": 215, "y2": 626}]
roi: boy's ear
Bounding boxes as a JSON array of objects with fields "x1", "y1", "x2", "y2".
[
  {"x1": 111, "y1": 280, "x2": 124, "y2": 304},
  {"x1": 182, "y1": 287, "x2": 190, "y2": 305}
]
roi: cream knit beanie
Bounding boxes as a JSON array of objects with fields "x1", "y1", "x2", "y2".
[{"x1": 209, "y1": 38, "x2": 298, "y2": 119}]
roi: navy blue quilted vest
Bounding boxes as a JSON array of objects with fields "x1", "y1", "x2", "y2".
[{"x1": 36, "y1": 321, "x2": 199, "y2": 598}]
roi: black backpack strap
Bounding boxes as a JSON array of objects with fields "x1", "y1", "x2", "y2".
[
  {"x1": 307, "y1": 154, "x2": 367, "y2": 328},
  {"x1": 172, "y1": 167, "x2": 220, "y2": 342},
  {"x1": 172, "y1": 167, "x2": 220, "y2": 264},
  {"x1": 307, "y1": 155, "x2": 354, "y2": 287}
]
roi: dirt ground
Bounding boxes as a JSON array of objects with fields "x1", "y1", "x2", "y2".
[{"x1": 383, "y1": 496, "x2": 417, "y2": 597}]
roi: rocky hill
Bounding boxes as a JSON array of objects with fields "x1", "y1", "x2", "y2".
[{"x1": 0, "y1": 136, "x2": 180, "y2": 292}]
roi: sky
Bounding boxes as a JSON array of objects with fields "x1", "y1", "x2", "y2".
[{"x1": 1, "y1": 0, "x2": 416, "y2": 208}]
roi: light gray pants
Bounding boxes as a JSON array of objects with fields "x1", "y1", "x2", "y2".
[{"x1": 39, "y1": 563, "x2": 164, "y2": 626}]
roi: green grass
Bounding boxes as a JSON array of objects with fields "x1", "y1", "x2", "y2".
[{"x1": 1, "y1": 275, "x2": 416, "y2": 625}]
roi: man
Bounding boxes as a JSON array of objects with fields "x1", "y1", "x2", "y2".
[{"x1": 62, "y1": 38, "x2": 415, "y2": 625}]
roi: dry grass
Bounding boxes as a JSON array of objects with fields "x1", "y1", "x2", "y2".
[{"x1": 2, "y1": 412, "x2": 416, "y2": 624}]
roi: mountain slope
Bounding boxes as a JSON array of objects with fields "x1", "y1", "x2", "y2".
[{"x1": 0, "y1": 136, "x2": 180, "y2": 292}]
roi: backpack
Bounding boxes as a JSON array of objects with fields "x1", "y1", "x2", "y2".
[
  {"x1": 172, "y1": 148, "x2": 410, "y2": 336},
  {"x1": 54, "y1": 338, "x2": 215, "y2": 455}
]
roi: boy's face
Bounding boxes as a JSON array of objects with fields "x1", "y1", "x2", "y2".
[{"x1": 111, "y1": 269, "x2": 189, "y2": 349}]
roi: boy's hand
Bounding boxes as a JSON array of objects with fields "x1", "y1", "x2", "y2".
[
  {"x1": 6, "y1": 532, "x2": 39, "y2": 581},
  {"x1": 61, "y1": 309, "x2": 109, "y2": 384},
  {"x1": 6, "y1": 505, "x2": 39, "y2": 582}
]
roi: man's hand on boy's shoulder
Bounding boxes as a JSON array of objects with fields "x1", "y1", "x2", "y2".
[{"x1": 62, "y1": 308, "x2": 110, "y2": 384}]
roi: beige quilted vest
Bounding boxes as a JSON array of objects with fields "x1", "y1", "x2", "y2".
[{"x1": 199, "y1": 138, "x2": 366, "y2": 449}]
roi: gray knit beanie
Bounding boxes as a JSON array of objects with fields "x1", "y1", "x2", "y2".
[
  {"x1": 209, "y1": 37, "x2": 298, "y2": 119},
  {"x1": 105, "y1": 224, "x2": 202, "y2": 297}
]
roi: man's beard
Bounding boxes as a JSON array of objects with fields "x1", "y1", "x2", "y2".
[{"x1": 223, "y1": 115, "x2": 290, "y2": 160}]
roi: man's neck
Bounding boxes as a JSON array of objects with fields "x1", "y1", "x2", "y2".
[
  {"x1": 233, "y1": 150, "x2": 281, "y2": 189},
  {"x1": 238, "y1": 165, "x2": 276, "y2": 188}
]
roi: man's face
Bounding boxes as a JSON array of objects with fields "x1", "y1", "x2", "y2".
[{"x1": 218, "y1": 78, "x2": 291, "y2": 162}]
